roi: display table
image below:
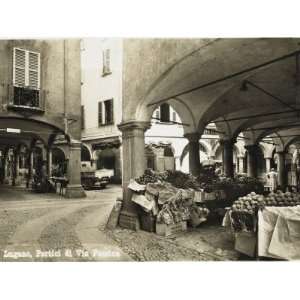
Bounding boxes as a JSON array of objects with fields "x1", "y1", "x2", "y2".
[
  {"x1": 258, "y1": 206, "x2": 300, "y2": 260},
  {"x1": 224, "y1": 206, "x2": 300, "y2": 260}
]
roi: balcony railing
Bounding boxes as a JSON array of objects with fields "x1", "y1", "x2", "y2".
[{"x1": 7, "y1": 85, "x2": 45, "y2": 113}]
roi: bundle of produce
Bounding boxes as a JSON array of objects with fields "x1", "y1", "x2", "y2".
[
  {"x1": 135, "y1": 169, "x2": 160, "y2": 185},
  {"x1": 189, "y1": 204, "x2": 210, "y2": 227},
  {"x1": 264, "y1": 190, "x2": 300, "y2": 207},
  {"x1": 157, "y1": 205, "x2": 175, "y2": 225},
  {"x1": 157, "y1": 189, "x2": 209, "y2": 225},
  {"x1": 230, "y1": 210, "x2": 256, "y2": 232},
  {"x1": 234, "y1": 175, "x2": 264, "y2": 194},
  {"x1": 230, "y1": 192, "x2": 264, "y2": 232},
  {"x1": 162, "y1": 170, "x2": 202, "y2": 190},
  {"x1": 232, "y1": 192, "x2": 261, "y2": 212}
]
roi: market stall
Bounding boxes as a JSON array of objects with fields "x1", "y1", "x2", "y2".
[
  {"x1": 223, "y1": 190, "x2": 300, "y2": 260},
  {"x1": 126, "y1": 168, "x2": 263, "y2": 237}
]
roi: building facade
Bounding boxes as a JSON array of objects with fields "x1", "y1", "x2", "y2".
[
  {"x1": 81, "y1": 38, "x2": 123, "y2": 183},
  {"x1": 0, "y1": 39, "x2": 85, "y2": 197}
]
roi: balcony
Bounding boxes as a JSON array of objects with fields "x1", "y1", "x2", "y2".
[{"x1": 7, "y1": 86, "x2": 45, "y2": 113}]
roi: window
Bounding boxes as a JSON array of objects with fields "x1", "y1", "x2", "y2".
[
  {"x1": 12, "y1": 48, "x2": 41, "y2": 108},
  {"x1": 104, "y1": 99, "x2": 114, "y2": 124},
  {"x1": 98, "y1": 99, "x2": 114, "y2": 126},
  {"x1": 98, "y1": 101, "x2": 103, "y2": 126},
  {"x1": 81, "y1": 105, "x2": 85, "y2": 130},
  {"x1": 172, "y1": 111, "x2": 177, "y2": 122},
  {"x1": 13, "y1": 48, "x2": 40, "y2": 90},
  {"x1": 160, "y1": 103, "x2": 170, "y2": 122},
  {"x1": 102, "y1": 49, "x2": 111, "y2": 76}
]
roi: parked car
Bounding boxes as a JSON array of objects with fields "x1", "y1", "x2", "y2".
[{"x1": 81, "y1": 162, "x2": 113, "y2": 190}]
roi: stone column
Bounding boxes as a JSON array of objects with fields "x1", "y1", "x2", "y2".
[
  {"x1": 27, "y1": 150, "x2": 34, "y2": 188},
  {"x1": 13, "y1": 150, "x2": 20, "y2": 186},
  {"x1": 276, "y1": 151, "x2": 286, "y2": 190},
  {"x1": 245, "y1": 145, "x2": 258, "y2": 178},
  {"x1": 220, "y1": 139, "x2": 235, "y2": 178},
  {"x1": 265, "y1": 157, "x2": 272, "y2": 173},
  {"x1": 118, "y1": 121, "x2": 151, "y2": 230},
  {"x1": 184, "y1": 132, "x2": 201, "y2": 176},
  {"x1": 114, "y1": 147, "x2": 122, "y2": 184},
  {"x1": 65, "y1": 140, "x2": 86, "y2": 198},
  {"x1": 47, "y1": 147, "x2": 53, "y2": 177}
]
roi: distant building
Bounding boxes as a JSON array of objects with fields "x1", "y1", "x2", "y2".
[{"x1": 81, "y1": 38, "x2": 123, "y2": 183}]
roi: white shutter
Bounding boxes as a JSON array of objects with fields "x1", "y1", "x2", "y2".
[
  {"x1": 13, "y1": 48, "x2": 40, "y2": 90},
  {"x1": 13, "y1": 48, "x2": 26, "y2": 87},
  {"x1": 28, "y1": 51, "x2": 40, "y2": 89}
]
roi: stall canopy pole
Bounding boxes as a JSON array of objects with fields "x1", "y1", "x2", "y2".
[{"x1": 147, "y1": 50, "x2": 300, "y2": 107}]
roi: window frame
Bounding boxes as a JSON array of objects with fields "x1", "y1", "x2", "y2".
[
  {"x1": 13, "y1": 47, "x2": 41, "y2": 90},
  {"x1": 98, "y1": 98, "x2": 114, "y2": 127},
  {"x1": 102, "y1": 49, "x2": 112, "y2": 76}
]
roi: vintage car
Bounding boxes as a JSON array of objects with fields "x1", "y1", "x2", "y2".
[{"x1": 81, "y1": 161, "x2": 114, "y2": 189}]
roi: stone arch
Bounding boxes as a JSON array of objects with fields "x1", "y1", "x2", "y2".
[
  {"x1": 81, "y1": 144, "x2": 92, "y2": 161},
  {"x1": 136, "y1": 98, "x2": 198, "y2": 135},
  {"x1": 210, "y1": 141, "x2": 238, "y2": 158},
  {"x1": 180, "y1": 141, "x2": 210, "y2": 166},
  {"x1": 284, "y1": 136, "x2": 300, "y2": 153}
]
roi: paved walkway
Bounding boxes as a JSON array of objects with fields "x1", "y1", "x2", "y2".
[{"x1": 0, "y1": 184, "x2": 131, "y2": 261}]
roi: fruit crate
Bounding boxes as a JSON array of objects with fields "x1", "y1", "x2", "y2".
[
  {"x1": 156, "y1": 221, "x2": 187, "y2": 237},
  {"x1": 139, "y1": 212, "x2": 156, "y2": 233}
]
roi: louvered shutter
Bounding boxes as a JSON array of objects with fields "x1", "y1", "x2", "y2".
[
  {"x1": 105, "y1": 49, "x2": 110, "y2": 72},
  {"x1": 160, "y1": 103, "x2": 170, "y2": 122},
  {"x1": 108, "y1": 99, "x2": 114, "y2": 124},
  {"x1": 13, "y1": 48, "x2": 40, "y2": 89},
  {"x1": 102, "y1": 49, "x2": 111, "y2": 75},
  {"x1": 13, "y1": 48, "x2": 26, "y2": 87},
  {"x1": 28, "y1": 51, "x2": 40, "y2": 89},
  {"x1": 98, "y1": 102, "x2": 103, "y2": 126}
]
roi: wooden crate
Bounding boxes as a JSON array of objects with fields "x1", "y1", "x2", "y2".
[
  {"x1": 156, "y1": 221, "x2": 187, "y2": 237},
  {"x1": 140, "y1": 213, "x2": 156, "y2": 233},
  {"x1": 234, "y1": 231, "x2": 257, "y2": 257}
]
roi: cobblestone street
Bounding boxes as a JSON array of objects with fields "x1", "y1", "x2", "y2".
[
  {"x1": 0, "y1": 185, "x2": 131, "y2": 261},
  {"x1": 0, "y1": 184, "x2": 239, "y2": 261}
]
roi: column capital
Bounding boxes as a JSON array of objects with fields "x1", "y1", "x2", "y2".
[
  {"x1": 69, "y1": 139, "x2": 82, "y2": 149},
  {"x1": 184, "y1": 132, "x2": 201, "y2": 142},
  {"x1": 118, "y1": 121, "x2": 151, "y2": 133}
]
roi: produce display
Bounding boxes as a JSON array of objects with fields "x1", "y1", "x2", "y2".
[
  {"x1": 156, "y1": 189, "x2": 209, "y2": 225},
  {"x1": 135, "y1": 169, "x2": 202, "y2": 190},
  {"x1": 135, "y1": 169, "x2": 159, "y2": 185},
  {"x1": 229, "y1": 190, "x2": 300, "y2": 232},
  {"x1": 133, "y1": 168, "x2": 265, "y2": 232},
  {"x1": 232, "y1": 190, "x2": 300, "y2": 213}
]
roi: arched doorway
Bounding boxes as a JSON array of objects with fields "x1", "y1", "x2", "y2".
[
  {"x1": 52, "y1": 147, "x2": 67, "y2": 176},
  {"x1": 145, "y1": 144, "x2": 155, "y2": 170},
  {"x1": 81, "y1": 145, "x2": 91, "y2": 162},
  {"x1": 96, "y1": 148, "x2": 116, "y2": 171}
]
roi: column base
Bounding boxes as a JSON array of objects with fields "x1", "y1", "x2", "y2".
[
  {"x1": 118, "y1": 211, "x2": 140, "y2": 231},
  {"x1": 65, "y1": 184, "x2": 86, "y2": 198}
]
